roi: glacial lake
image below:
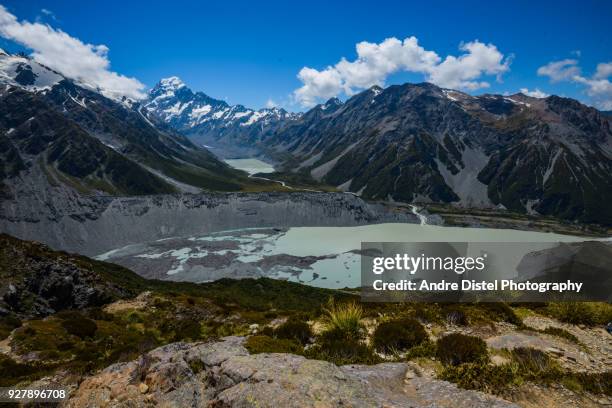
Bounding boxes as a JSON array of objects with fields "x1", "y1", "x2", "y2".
[
  {"x1": 96, "y1": 223, "x2": 597, "y2": 289},
  {"x1": 95, "y1": 158, "x2": 607, "y2": 288},
  {"x1": 224, "y1": 158, "x2": 275, "y2": 175}
]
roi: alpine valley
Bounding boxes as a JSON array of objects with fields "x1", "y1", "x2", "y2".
[
  {"x1": 144, "y1": 77, "x2": 612, "y2": 226},
  {"x1": 1, "y1": 11, "x2": 612, "y2": 407}
]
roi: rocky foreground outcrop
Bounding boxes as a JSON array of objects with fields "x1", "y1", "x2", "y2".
[
  {"x1": 65, "y1": 336, "x2": 517, "y2": 408},
  {"x1": 0, "y1": 234, "x2": 143, "y2": 318}
]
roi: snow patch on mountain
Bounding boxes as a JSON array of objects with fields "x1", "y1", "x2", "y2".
[
  {"x1": 144, "y1": 76, "x2": 300, "y2": 133},
  {"x1": 0, "y1": 53, "x2": 63, "y2": 91}
]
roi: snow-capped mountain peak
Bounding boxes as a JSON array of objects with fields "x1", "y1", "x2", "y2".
[
  {"x1": 0, "y1": 51, "x2": 142, "y2": 104},
  {"x1": 159, "y1": 76, "x2": 186, "y2": 89},
  {"x1": 0, "y1": 52, "x2": 64, "y2": 92},
  {"x1": 144, "y1": 77, "x2": 301, "y2": 155}
]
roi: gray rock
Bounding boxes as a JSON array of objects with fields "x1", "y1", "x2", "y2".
[{"x1": 65, "y1": 337, "x2": 519, "y2": 408}]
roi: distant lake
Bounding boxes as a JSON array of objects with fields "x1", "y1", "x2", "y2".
[{"x1": 225, "y1": 158, "x2": 275, "y2": 175}]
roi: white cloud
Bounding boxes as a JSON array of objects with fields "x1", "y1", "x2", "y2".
[
  {"x1": 538, "y1": 59, "x2": 612, "y2": 110},
  {"x1": 573, "y1": 76, "x2": 612, "y2": 110},
  {"x1": 265, "y1": 98, "x2": 278, "y2": 108},
  {"x1": 537, "y1": 59, "x2": 580, "y2": 82},
  {"x1": 40, "y1": 8, "x2": 56, "y2": 20},
  {"x1": 293, "y1": 36, "x2": 511, "y2": 107},
  {"x1": 594, "y1": 62, "x2": 612, "y2": 80},
  {"x1": 427, "y1": 41, "x2": 510, "y2": 90},
  {"x1": 0, "y1": 5, "x2": 145, "y2": 100},
  {"x1": 295, "y1": 66, "x2": 344, "y2": 107},
  {"x1": 519, "y1": 88, "x2": 549, "y2": 98}
]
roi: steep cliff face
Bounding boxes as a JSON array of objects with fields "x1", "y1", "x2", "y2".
[{"x1": 0, "y1": 192, "x2": 415, "y2": 256}]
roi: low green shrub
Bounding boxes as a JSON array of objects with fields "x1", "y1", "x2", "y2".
[
  {"x1": 439, "y1": 362, "x2": 521, "y2": 393},
  {"x1": 436, "y1": 333, "x2": 488, "y2": 366},
  {"x1": 305, "y1": 337, "x2": 380, "y2": 366},
  {"x1": 245, "y1": 335, "x2": 303, "y2": 354},
  {"x1": 61, "y1": 317, "x2": 97, "y2": 339},
  {"x1": 56, "y1": 341, "x2": 75, "y2": 351},
  {"x1": 86, "y1": 307, "x2": 114, "y2": 321},
  {"x1": 260, "y1": 326, "x2": 274, "y2": 337},
  {"x1": 274, "y1": 319, "x2": 313, "y2": 345},
  {"x1": 0, "y1": 355, "x2": 49, "y2": 387},
  {"x1": 372, "y1": 318, "x2": 428, "y2": 353},
  {"x1": 0, "y1": 315, "x2": 22, "y2": 339},
  {"x1": 404, "y1": 340, "x2": 437, "y2": 360},
  {"x1": 412, "y1": 303, "x2": 443, "y2": 323},
  {"x1": 188, "y1": 358, "x2": 205, "y2": 374},
  {"x1": 172, "y1": 318, "x2": 202, "y2": 341},
  {"x1": 55, "y1": 310, "x2": 83, "y2": 320}
]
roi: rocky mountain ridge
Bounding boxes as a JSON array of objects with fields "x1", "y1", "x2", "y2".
[
  {"x1": 268, "y1": 84, "x2": 612, "y2": 225},
  {"x1": 147, "y1": 78, "x2": 612, "y2": 225},
  {"x1": 144, "y1": 76, "x2": 301, "y2": 157},
  {"x1": 0, "y1": 51, "x2": 252, "y2": 200}
]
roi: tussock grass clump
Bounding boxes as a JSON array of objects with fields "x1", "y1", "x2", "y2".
[
  {"x1": 274, "y1": 319, "x2": 313, "y2": 345},
  {"x1": 541, "y1": 326, "x2": 580, "y2": 344},
  {"x1": 445, "y1": 309, "x2": 468, "y2": 326},
  {"x1": 546, "y1": 302, "x2": 612, "y2": 326},
  {"x1": 439, "y1": 344, "x2": 612, "y2": 397},
  {"x1": 436, "y1": 333, "x2": 488, "y2": 366},
  {"x1": 305, "y1": 300, "x2": 378, "y2": 365},
  {"x1": 321, "y1": 299, "x2": 364, "y2": 339},
  {"x1": 480, "y1": 303, "x2": 523, "y2": 326},
  {"x1": 571, "y1": 371, "x2": 612, "y2": 396},
  {"x1": 372, "y1": 318, "x2": 428, "y2": 353},
  {"x1": 245, "y1": 335, "x2": 303, "y2": 354},
  {"x1": 511, "y1": 347, "x2": 554, "y2": 375},
  {"x1": 440, "y1": 362, "x2": 521, "y2": 393}
]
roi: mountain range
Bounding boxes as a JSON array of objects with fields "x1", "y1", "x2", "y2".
[
  {"x1": 0, "y1": 50, "x2": 255, "y2": 202},
  {"x1": 144, "y1": 78, "x2": 612, "y2": 225},
  {"x1": 144, "y1": 77, "x2": 300, "y2": 157},
  {"x1": 1, "y1": 48, "x2": 611, "y2": 225}
]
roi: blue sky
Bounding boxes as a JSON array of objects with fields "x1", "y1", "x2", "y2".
[{"x1": 0, "y1": 0, "x2": 611, "y2": 110}]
